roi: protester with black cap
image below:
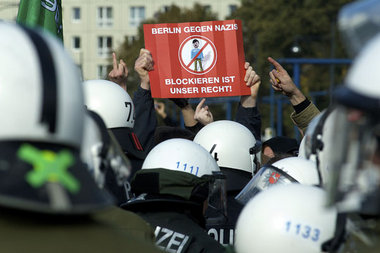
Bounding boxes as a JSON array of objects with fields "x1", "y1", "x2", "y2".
[{"x1": 261, "y1": 136, "x2": 299, "y2": 165}]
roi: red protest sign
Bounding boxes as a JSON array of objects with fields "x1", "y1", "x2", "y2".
[{"x1": 143, "y1": 20, "x2": 250, "y2": 98}]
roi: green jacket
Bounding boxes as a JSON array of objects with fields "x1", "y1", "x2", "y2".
[
  {"x1": 95, "y1": 206, "x2": 156, "y2": 242},
  {"x1": 291, "y1": 102, "x2": 320, "y2": 135},
  {"x1": 0, "y1": 206, "x2": 162, "y2": 253}
]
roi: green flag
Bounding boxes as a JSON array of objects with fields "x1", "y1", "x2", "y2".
[{"x1": 16, "y1": 0, "x2": 63, "y2": 41}]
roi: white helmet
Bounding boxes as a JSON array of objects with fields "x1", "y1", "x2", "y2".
[
  {"x1": 83, "y1": 79, "x2": 135, "y2": 129},
  {"x1": 235, "y1": 157, "x2": 320, "y2": 204},
  {"x1": 142, "y1": 138, "x2": 220, "y2": 177},
  {"x1": 298, "y1": 108, "x2": 337, "y2": 186},
  {"x1": 81, "y1": 110, "x2": 132, "y2": 204},
  {"x1": 327, "y1": 33, "x2": 380, "y2": 215},
  {"x1": 235, "y1": 184, "x2": 340, "y2": 253},
  {"x1": 125, "y1": 139, "x2": 226, "y2": 215},
  {"x1": 193, "y1": 120, "x2": 260, "y2": 174},
  {"x1": 338, "y1": 0, "x2": 380, "y2": 56},
  {"x1": 0, "y1": 23, "x2": 112, "y2": 214},
  {"x1": 0, "y1": 22, "x2": 83, "y2": 148}
]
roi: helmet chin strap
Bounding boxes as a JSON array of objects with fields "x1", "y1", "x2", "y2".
[{"x1": 250, "y1": 143, "x2": 262, "y2": 175}]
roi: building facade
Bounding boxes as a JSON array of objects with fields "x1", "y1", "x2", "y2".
[{"x1": 0, "y1": 0, "x2": 240, "y2": 80}]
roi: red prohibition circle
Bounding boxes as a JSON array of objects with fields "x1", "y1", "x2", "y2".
[{"x1": 178, "y1": 35, "x2": 217, "y2": 75}]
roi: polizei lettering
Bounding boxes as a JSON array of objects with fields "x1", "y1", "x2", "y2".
[{"x1": 155, "y1": 226, "x2": 190, "y2": 253}]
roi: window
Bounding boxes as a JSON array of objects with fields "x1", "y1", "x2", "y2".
[
  {"x1": 97, "y1": 7, "x2": 113, "y2": 27},
  {"x1": 97, "y1": 36, "x2": 112, "y2": 57},
  {"x1": 128, "y1": 36, "x2": 136, "y2": 44},
  {"x1": 97, "y1": 65, "x2": 109, "y2": 79},
  {"x1": 130, "y1": 6, "x2": 145, "y2": 27},
  {"x1": 72, "y1": 36, "x2": 81, "y2": 50},
  {"x1": 72, "y1": 7, "x2": 81, "y2": 21},
  {"x1": 161, "y1": 5, "x2": 170, "y2": 13},
  {"x1": 229, "y1": 5, "x2": 237, "y2": 15}
]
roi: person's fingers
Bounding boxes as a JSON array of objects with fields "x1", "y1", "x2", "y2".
[
  {"x1": 268, "y1": 57, "x2": 285, "y2": 72},
  {"x1": 120, "y1": 59, "x2": 128, "y2": 72},
  {"x1": 272, "y1": 84, "x2": 282, "y2": 91},
  {"x1": 244, "y1": 66, "x2": 253, "y2": 82},
  {"x1": 269, "y1": 71, "x2": 278, "y2": 84},
  {"x1": 247, "y1": 70, "x2": 257, "y2": 86},
  {"x1": 244, "y1": 62, "x2": 250, "y2": 70},
  {"x1": 252, "y1": 73, "x2": 260, "y2": 84},
  {"x1": 112, "y1": 52, "x2": 117, "y2": 70},
  {"x1": 140, "y1": 48, "x2": 151, "y2": 56},
  {"x1": 140, "y1": 54, "x2": 154, "y2": 71},
  {"x1": 271, "y1": 69, "x2": 282, "y2": 83},
  {"x1": 196, "y1": 98, "x2": 206, "y2": 112}
]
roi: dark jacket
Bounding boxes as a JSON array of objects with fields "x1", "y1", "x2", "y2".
[
  {"x1": 124, "y1": 200, "x2": 226, "y2": 253},
  {"x1": 0, "y1": 206, "x2": 162, "y2": 253},
  {"x1": 206, "y1": 194, "x2": 243, "y2": 246},
  {"x1": 235, "y1": 103, "x2": 261, "y2": 142}
]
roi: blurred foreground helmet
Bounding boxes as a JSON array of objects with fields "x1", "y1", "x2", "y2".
[
  {"x1": 235, "y1": 184, "x2": 344, "y2": 253},
  {"x1": 299, "y1": 108, "x2": 337, "y2": 185},
  {"x1": 124, "y1": 139, "x2": 227, "y2": 217},
  {"x1": 338, "y1": 0, "x2": 380, "y2": 56},
  {"x1": 81, "y1": 111, "x2": 132, "y2": 202},
  {"x1": 328, "y1": 33, "x2": 380, "y2": 215},
  {"x1": 0, "y1": 23, "x2": 112, "y2": 214},
  {"x1": 236, "y1": 157, "x2": 320, "y2": 204}
]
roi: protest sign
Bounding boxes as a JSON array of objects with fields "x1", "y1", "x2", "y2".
[{"x1": 143, "y1": 20, "x2": 250, "y2": 98}]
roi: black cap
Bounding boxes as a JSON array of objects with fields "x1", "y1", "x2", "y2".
[{"x1": 262, "y1": 136, "x2": 299, "y2": 155}]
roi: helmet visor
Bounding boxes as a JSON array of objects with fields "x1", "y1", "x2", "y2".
[
  {"x1": 206, "y1": 171, "x2": 227, "y2": 220},
  {"x1": 327, "y1": 106, "x2": 380, "y2": 214},
  {"x1": 235, "y1": 165, "x2": 298, "y2": 205}
]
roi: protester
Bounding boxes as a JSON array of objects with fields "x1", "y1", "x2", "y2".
[
  {"x1": 154, "y1": 101, "x2": 179, "y2": 127},
  {"x1": 268, "y1": 57, "x2": 321, "y2": 135},
  {"x1": 261, "y1": 136, "x2": 299, "y2": 165}
]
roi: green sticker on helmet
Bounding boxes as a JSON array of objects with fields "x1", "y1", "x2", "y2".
[{"x1": 18, "y1": 144, "x2": 80, "y2": 193}]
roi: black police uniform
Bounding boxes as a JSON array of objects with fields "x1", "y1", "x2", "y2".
[
  {"x1": 123, "y1": 168, "x2": 227, "y2": 253},
  {"x1": 206, "y1": 168, "x2": 251, "y2": 246},
  {"x1": 125, "y1": 201, "x2": 226, "y2": 253}
]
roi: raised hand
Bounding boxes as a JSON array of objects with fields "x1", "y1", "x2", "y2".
[
  {"x1": 108, "y1": 52, "x2": 128, "y2": 91},
  {"x1": 194, "y1": 98, "x2": 213, "y2": 125},
  {"x1": 134, "y1": 48, "x2": 154, "y2": 90}
]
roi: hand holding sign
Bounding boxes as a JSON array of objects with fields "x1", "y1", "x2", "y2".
[
  {"x1": 268, "y1": 57, "x2": 306, "y2": 105},
  {"x1": 194, "y1": 98, "x2": 213, "y2": 126},
  {"x1": 108, "y1": 52, "x2": 128, "y2": 91},
  {"x1": 135, "y1": 48, "x2": 154, "y2": 90},
  {"x1": 241, "y1": 62, "x2": 261, "y2": 108},
  {"x1": 144, "y1": 20, "x2": 249, "y2": 98}
]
